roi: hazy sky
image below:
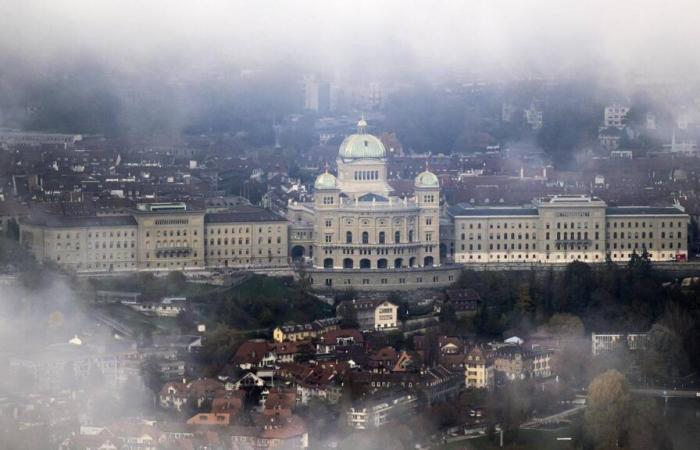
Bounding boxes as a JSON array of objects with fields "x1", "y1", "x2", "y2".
[{"x1": 2, "y1": 0, "x2": 699, "y2": 80}]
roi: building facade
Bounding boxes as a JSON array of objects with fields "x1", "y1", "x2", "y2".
[
  {"x1": 347, "y1": 391, "x2": 418, "y2": 430},
  {"x1": 337, "y1": 298, "x2": 399, "y2": 331},
  {"x1": 493, "y1": 346, "x2": 552, "y2": 382},
  {"x1": 464, "y1": 347, "x2": 493, "y2": 389},
  {"x1": 287, "y1": 120, "x2": 460, "y2": 290},
  {"x1": 20, "y1": 203, "x2": 289, "y2": 272},
  {"x1": 591, "y1": 332, "x2": 648, "y2": 356},
  {"x1": 604, "y1": 104, "x2": 630, "y2": 129},
  {"x1": 448, "y1": 195, "x2": 688, "y2": 265}
]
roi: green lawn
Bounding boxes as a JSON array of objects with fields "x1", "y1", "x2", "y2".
[
  {"x1": 89, "y1": 273, "x2": 223, "y2": 301},
  {"x1": 97, "y1": 303, "x2": 177, "y2": 336},
  {"x1": 194, "y1": 275, "x2": 335, "y2": 330}
]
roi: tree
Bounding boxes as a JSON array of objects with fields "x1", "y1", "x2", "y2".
[
  {"x1": 166, "y1": 271, "x2": 187, "y2": 292},
  {"x1": 558, "y1": 261, "x2": 594, "y2": 314},
  {"x1": 515, "y1": 283, "x2": 536, "y2": 319},
  {"x1": 552, "y1": 337, "x2": 592, "y2": 388},
  {"x1": 196, "y1": 324, "x2": 244, "y2": 375},
  {"x1": 628, "y1": 250, "x2": 652, "y2": 280},
  {"x1": 628, "y1": 398, "x2": 673, "y2": 450},
  {"x1": 584, "y1": 370, "x2": 631, "y2": 450},
  {"x1": 642, "y1": 322, "x2": 690, "y2": 379},
  {"x1": 547, "y1": 313, "x2": 584, "y2": 338},
  {"x1": 439, "y1": 301, "x2": 457, "y2": 325}
]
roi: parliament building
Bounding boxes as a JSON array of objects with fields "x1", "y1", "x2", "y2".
[
  {"x1": 16, "y1": 120, "x2": 690, "y2": 291},
  {"x1": 286, "y1": 119, "x2": 461, "y2": 290},
  {"x1": 446, "y1": 195, "x2": 688, "y2": 264}
]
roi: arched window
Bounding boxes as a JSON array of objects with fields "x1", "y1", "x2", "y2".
[
  {"x1": 362, "y1": 231, "x2": 369, "y2": 244},
  {"x1": 360, "y1": 258, "x2": 371, "y2": 269},
  {"x1": 408, "y1": 230, "x2": 414, "y2": 243},
  {"x1": 409, "y1": 257, "x2": 416, "y2": 267},
  {"x1": 379, "y1": 231, "x2": 385, "y2": 244},
  {"x1": 394, "y1": 258, "x2": 403, "y2": 268},
  {"x1": 343, "y1": 258, "x2": 354, "y2": 269},
  {"x1": 346, "y1": 231, "x2": 353, "y2": 244},
  {"x1": 394, "y1": 231, "x2": 401, "y2": 243},
  {"x1": 424, "y1": 256, "x2": 434, "y2": 267},
  {"x1": 377, "y1": 258, "x2": 388, "y2": 269},
  {"x1": 323, "y1": 258, "x2": 334, "y2": 269}
]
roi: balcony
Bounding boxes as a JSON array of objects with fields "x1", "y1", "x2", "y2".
[
  {"x1": 323, "y1": 242, "x2": 423, "y2": 250},
  {"x1": 155, "y1": 247, "x2": 193, "y2": 258},
  {"x1": 555, "y1": 239, "x2": 591, "y2": 246}
]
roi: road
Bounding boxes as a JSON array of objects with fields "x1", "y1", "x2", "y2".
[
  {"x1": 632, "y1": 388, "x2": 700, "y2": 399},
  {"x1": 92, "y1": 311, "x2": 135, "y2": 338},
  {"x1": 520, "y1": 405, "x2": 586, "y2": 429}
]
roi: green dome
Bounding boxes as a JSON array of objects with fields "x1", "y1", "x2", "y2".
[
  {"x1": 338, "y1": 119, "x2": 386, "y2": 159},
  {"x1": 314, "y1": 172, "x2": 337, "y2": 190},
  {"x1": 415, "y1": 170, "x2": 439, "y2": 188},
  {"x1": 338, "y1": 125, "x2": 386, "y2": 159}
]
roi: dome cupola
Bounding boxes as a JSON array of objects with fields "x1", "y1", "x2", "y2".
[
  {"x1": 314, "y1": 171, "x2": 338, "y2": 190},
  {"x1": 415, "y1": 170, "x2": 439, "y2": 188},
  {"x1": 338, "y1": 119, "x2": 386, "y2": 160}
]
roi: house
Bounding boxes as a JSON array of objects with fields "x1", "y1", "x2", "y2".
[
  {"x1": 229, "y1": 414, "x2": 309, "y2": 450},
  {"x1": 263, "y1": 389, "x2": 297, "y2": 417},
  {"x1": 211, "y1": 390, "x2": 245, "y2": 414},
  {"x1": 604, "y1": 103, "x2": 629, "y2": 129},
  {"x1": 347, "y1": 391, "x2": 418, "y2": 430},
  {"x1": 272, "y1": 340, "x2": 314, "y2": 363},
  {"x1": 228, "y1": 372, "x2": 266, "y2": 390},
  {"x1": 493, "y1": 346, "x2": 552, "y2": 382},
  {"x1": 443, "y1": 289, "x2": 481, "y2": 314},
  {"x1": 338, "y1": 299, "x2": 398, "y2": 331},
  {"x1": 368, "y1": 347, "x2": 398, "y2": 373},
  {"x1": 418, "y1": 365, "x2": 463, "y2": 406},
  {"x1": 256, "y1": 415, "x2": 309, "y2": 449},
  {"x1": 272, "y1": 317, "x2": 340, "y2": 342},
  {"x1": 438, "y1": 336, "x2": 466, "y2": 369},
  {"x1": 392, "y1": 351, "x2": 419, "y2": 373},
  {"x1": 374, "y1": 301, "x2": 399, "y2": 330},
  {"x1": 275, "y1": 361, "x2": 346, "y2": 405},
  {"x1": 105, "y1": 421, "x2": 162, "y2": 450},
  {"x1": 316, "y1": 329, "x2": 364, "y2": 355},
  {"x1": 160, "y1": 382, "x2": 188, "y2": 411},
  {"x1": 154, "y1": 422, "x2": 195, "y2": 446},
  {"x1": 187, "y1": 378, "x2": 225, "y2": 408},
  {"x1": 232, "y1": 340, "x2": 276, "y2": 369},
  {"x1": 186, "y1": 413, "x2": 231, "y2": 426},
  {"x1": 463, "y1": 347, "x2": 493, "y2": 389},
  {"x1": 158, "y1": 359, "x2": 186, "y2": 379}
]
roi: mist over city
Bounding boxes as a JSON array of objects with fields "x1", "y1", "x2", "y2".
[{"x1": 2, "y1": 1, "x2": 700, "y2": 450}]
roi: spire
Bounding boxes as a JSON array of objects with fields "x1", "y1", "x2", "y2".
[{"x1": 357, "y1": 115, "x2": 367, "y2": 134}]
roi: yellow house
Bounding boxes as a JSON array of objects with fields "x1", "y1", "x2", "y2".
[
  {"x1": 464, "y1": 347, "x2": 492, "y2": 389},
  {"x1": 272, "y1": 318, "x2": 340, "y2": 343}
]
